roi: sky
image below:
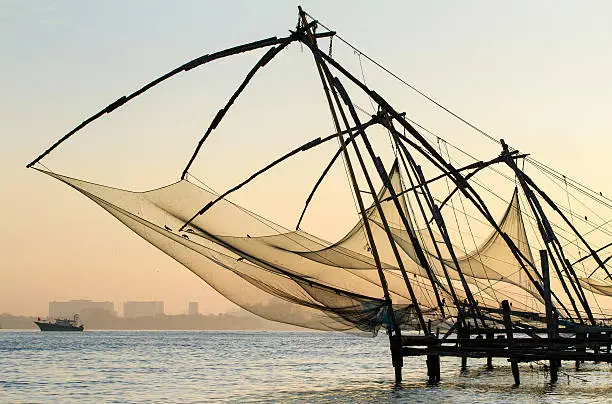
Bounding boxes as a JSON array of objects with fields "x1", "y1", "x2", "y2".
[{"x1": 1, "y1": 1, "x2": 611, "y2": 316}]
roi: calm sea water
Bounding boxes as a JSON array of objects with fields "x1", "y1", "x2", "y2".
[{"x1": 1, "y1": 330, "x2": 611, "y2": 403}]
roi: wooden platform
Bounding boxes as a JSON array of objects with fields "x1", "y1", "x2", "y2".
[{"x1": 395, "y1": 301, "x2": 612, "y2": 385}]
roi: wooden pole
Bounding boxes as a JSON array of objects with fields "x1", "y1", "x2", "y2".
[
  {"x1": 486, "y1": 331, "x2": 494, "y2": 369},
  {"x1": 324, "y1": 75, "x2": 429, "y2": 332},
  {"x1": 541, "y1": 250, "x2": 558, "y2": 383},
  {"x1": 394, "y1": 147, "x2": 462, "y2": 316},
  {"x1": 502, "y1": 300, "x2": 520, "y2": 386},
  {"x1": 576, "y1": 329, "x2": 585, "y2": 370},
  {"x1": 458, "y1": 320, "x2": 469, "y2": 372},
  {"x1": 426, "y1": 353, "x2": 441, "y2": 384},
  {"x1": 297, "y1": 8, "x2": 404, "y2": 381},
  {"x1": 310, "y1": 47, "x2": 551, "y2": 309}
]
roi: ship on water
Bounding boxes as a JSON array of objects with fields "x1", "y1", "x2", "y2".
[{"x1": 35, "y1": 315, "x2": 84, "y2": 332}]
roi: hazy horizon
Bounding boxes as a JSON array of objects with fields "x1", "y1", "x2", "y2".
[{"x1": 2, "y1": 1, "x2": 611, "y2": 316}]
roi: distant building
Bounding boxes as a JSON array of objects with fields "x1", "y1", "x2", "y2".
[
  {"x1": 123, "y1": 301, "x2": 164, "y2": 318},
  {"x1": 49, "y1": 300, "x2": 115, "y2": 318},
  {"x1": 188, "y1": 302, "x2": 199, "y2": 316}
]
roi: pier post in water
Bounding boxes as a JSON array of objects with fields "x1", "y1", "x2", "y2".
[
  {"x1": 457, "y1": 315, "x2": 468, "y2": 372},
  {"x1": 502, "y1": 300, "x2": 520, "y2": 386},
  {"x1": 426, "y1": 353, "x2": 440, "y2": 384},
  {"x1": 390, "y1": 331, "x2": 403, "y2": 383},
  {"x1": 541, "y1": 250, "x2": 558, "y2": 383},
  {"x1": 486, "y1": 331, "x2": 494, "y2": 370}
]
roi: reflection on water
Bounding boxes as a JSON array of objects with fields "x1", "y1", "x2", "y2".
[{"x1": 1, "y1": 331, "x2": 611, "y2": 403}]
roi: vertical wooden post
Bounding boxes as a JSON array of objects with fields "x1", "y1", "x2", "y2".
[
  {"x1": 296, "y1": 10, "x2": 407, "y2": 384},
  {"x1": 594, "y1": 333, "x2": 600, "y2": 364},
  {"x1": 575, "y1": 329, "x2": 585, "y2": 370},
  {"x1": 458, "y1": 319, "x2": 468, "y2": 372},
  {"x1": 554, "y1": 311, "x2": 562, "y2": 369},
  {"x1": 486, "y1": 331, "x2": 494, "y2": 370},
  {"x1": 502, "y1": 300, "x2": 520, "y2": 386},
  {"x1": 426, "y1": 353, "x2": 440, "y2": 384},
  {"x1": 426, "y1": 329, "x2": 440, "y2": 384},
  {"x1": 541, "y1": 250, "x2": 558, "y2": 383},
  {"x1": 390, "y1": 332, "x2": 403, "y2": 383}
]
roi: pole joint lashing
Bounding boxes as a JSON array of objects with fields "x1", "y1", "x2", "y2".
[
  {"x1": 210, "y1": 109, "x2": 225, "y2": 130},
  {"x1": 332, "y1": 76, "x2": 351, "y2": 106},
  {"x1": 198, "y1": 201, "x2": 214, "y2": 217},
  {"x1": 374, "y1": 156, "x2": 392, "y2": 191},
  {"x1": 104, "y1": 96, "x2": 127, "y2": 113},
  {"x1": 290, "y1": 20, "x2": 319, "y2": 40},
  {"x1": 183, "y1": 54, "x2": 210, "y2": 71},
  {"x1": 300, "y1": 137, "x2": 322, "y2": 151},
  {"x1": 258, "y1": 46, "x2": 278, "y2": 67}
]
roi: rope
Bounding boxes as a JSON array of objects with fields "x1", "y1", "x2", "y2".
[{"x1": 306, "y1": 11, "x2": 612, "y2": 211}]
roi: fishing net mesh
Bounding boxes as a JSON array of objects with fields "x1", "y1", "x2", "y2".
[{"x1": 39, "y1": 160, "x2": 612, "y2": 334}]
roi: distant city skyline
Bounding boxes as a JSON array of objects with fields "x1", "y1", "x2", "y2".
[{"x1": 33, "y1": 299, "x2": 203, "y2": 318}]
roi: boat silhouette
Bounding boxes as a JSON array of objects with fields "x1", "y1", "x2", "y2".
[{"x1": 35, "y1": 315, "x2": 84, "y2": 332}]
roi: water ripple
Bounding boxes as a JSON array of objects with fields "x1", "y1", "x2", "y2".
[{"x1": 0, "y1": 330, "x2": 611, "y2": 403}]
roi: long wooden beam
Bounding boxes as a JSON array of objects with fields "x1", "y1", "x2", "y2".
[
  {"x1": 304, "y1": 44, "x2": 564, "y2": 317},
  {"x1": 331, "y1": 75, "x2": 440, "y2": 327},
  {"x1": 295, "y1": 118, "x2": 378, "y2": 230},
  {"x1": 179, "y1": 121, "x2": 371, "y2": 230}
]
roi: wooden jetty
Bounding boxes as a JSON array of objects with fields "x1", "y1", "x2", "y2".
[
  {"x1": 398, "y1": 250, "x2": 612, "y2": 385},
  {"x1": 400, "y1": 301, "x2": 612, "y2": 385}
]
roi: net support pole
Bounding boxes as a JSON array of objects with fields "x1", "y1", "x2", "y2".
[
  {"x1": 329, "y1": 77, "x2": 444, "y2": 325},
  {"x1": 297, "y1": 7, "x2": 404, "y2": 382},
  {"x1": 26, "y1": 35, "x2": 299, "y2": 169},
  {"x1": 179, "y1": 122, "x2": 371, "y2": 229},
  {"x1": 542, "y1": 249, "x2": 559, "y2": 383},
  {"x1": 514, "y1": 171, "x2": 582, "y2": 323},
  {"x1": 401, "y1": 140, "x2": 485, "y2": 327},
  {"x1": 500, "y1": 141, "x2": 593, "y2": 324},
  {"x1": 335, "y1": 105, "x2": 444, "y2": 320},
  {"x1": 306, "y1": 44, "x2": 555, "y2": 314},
  {"x1": 297, "y1": 8, "x2": 395, "y2": 312},
  {"x1": 393, "y1": 139, "x2": 463, "y2": 318},
  {"x1": 502, "y1": 300, "x2": 520, "y2": 386},
  {"x1": 313, "y1": 46, "x2": 430, "y2": 335},
  {"x1": 180, "y1": 20, "x2": 319, "y2": 179},
  {"x1": 299, "y1": 22, "x2": 429, "y2": 333},
  {"x1": 295, "y1": 118, "x2": 379, "y2": 230}
]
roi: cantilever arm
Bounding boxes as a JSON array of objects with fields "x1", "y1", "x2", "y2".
[
  {"x1": 181, "y1": 44, "x2": 288, "y2": 179},
  {"x1": 27, "y1": 20, "x2": 324, "y2": 169},
  {"x1": 295, "y1": 118, "x2": 378, "y2": 229},
  {"x1": 26, "y1": 36, "x2": 286, "y2": 168},
  {"x1": 573, "y1": 241, "x2": 612, "y2": 266},
  {"x1": 179, "y1": 123, "x2": 367, "y2": 232},
  {"x1": 379, "y1": 159, "x2": 484, "y2": 204},
  {"x1": 181, "y1": 20, "x2": 320, "y2": 179},
  {"x1": 432, "y1": 151, "x2": 524, "y2": 214}
]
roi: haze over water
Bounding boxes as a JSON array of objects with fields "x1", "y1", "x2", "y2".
[{"x1": 2, "y1": 330, "x2": 611, "y2": 403}]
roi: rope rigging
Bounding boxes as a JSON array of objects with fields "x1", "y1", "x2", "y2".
[
  {"x1": 26, "y1": 8, "x2": 612, "y2": 337},
  {"x1": 305, "y1": 11, "x2": 612, "y2": 212}
]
